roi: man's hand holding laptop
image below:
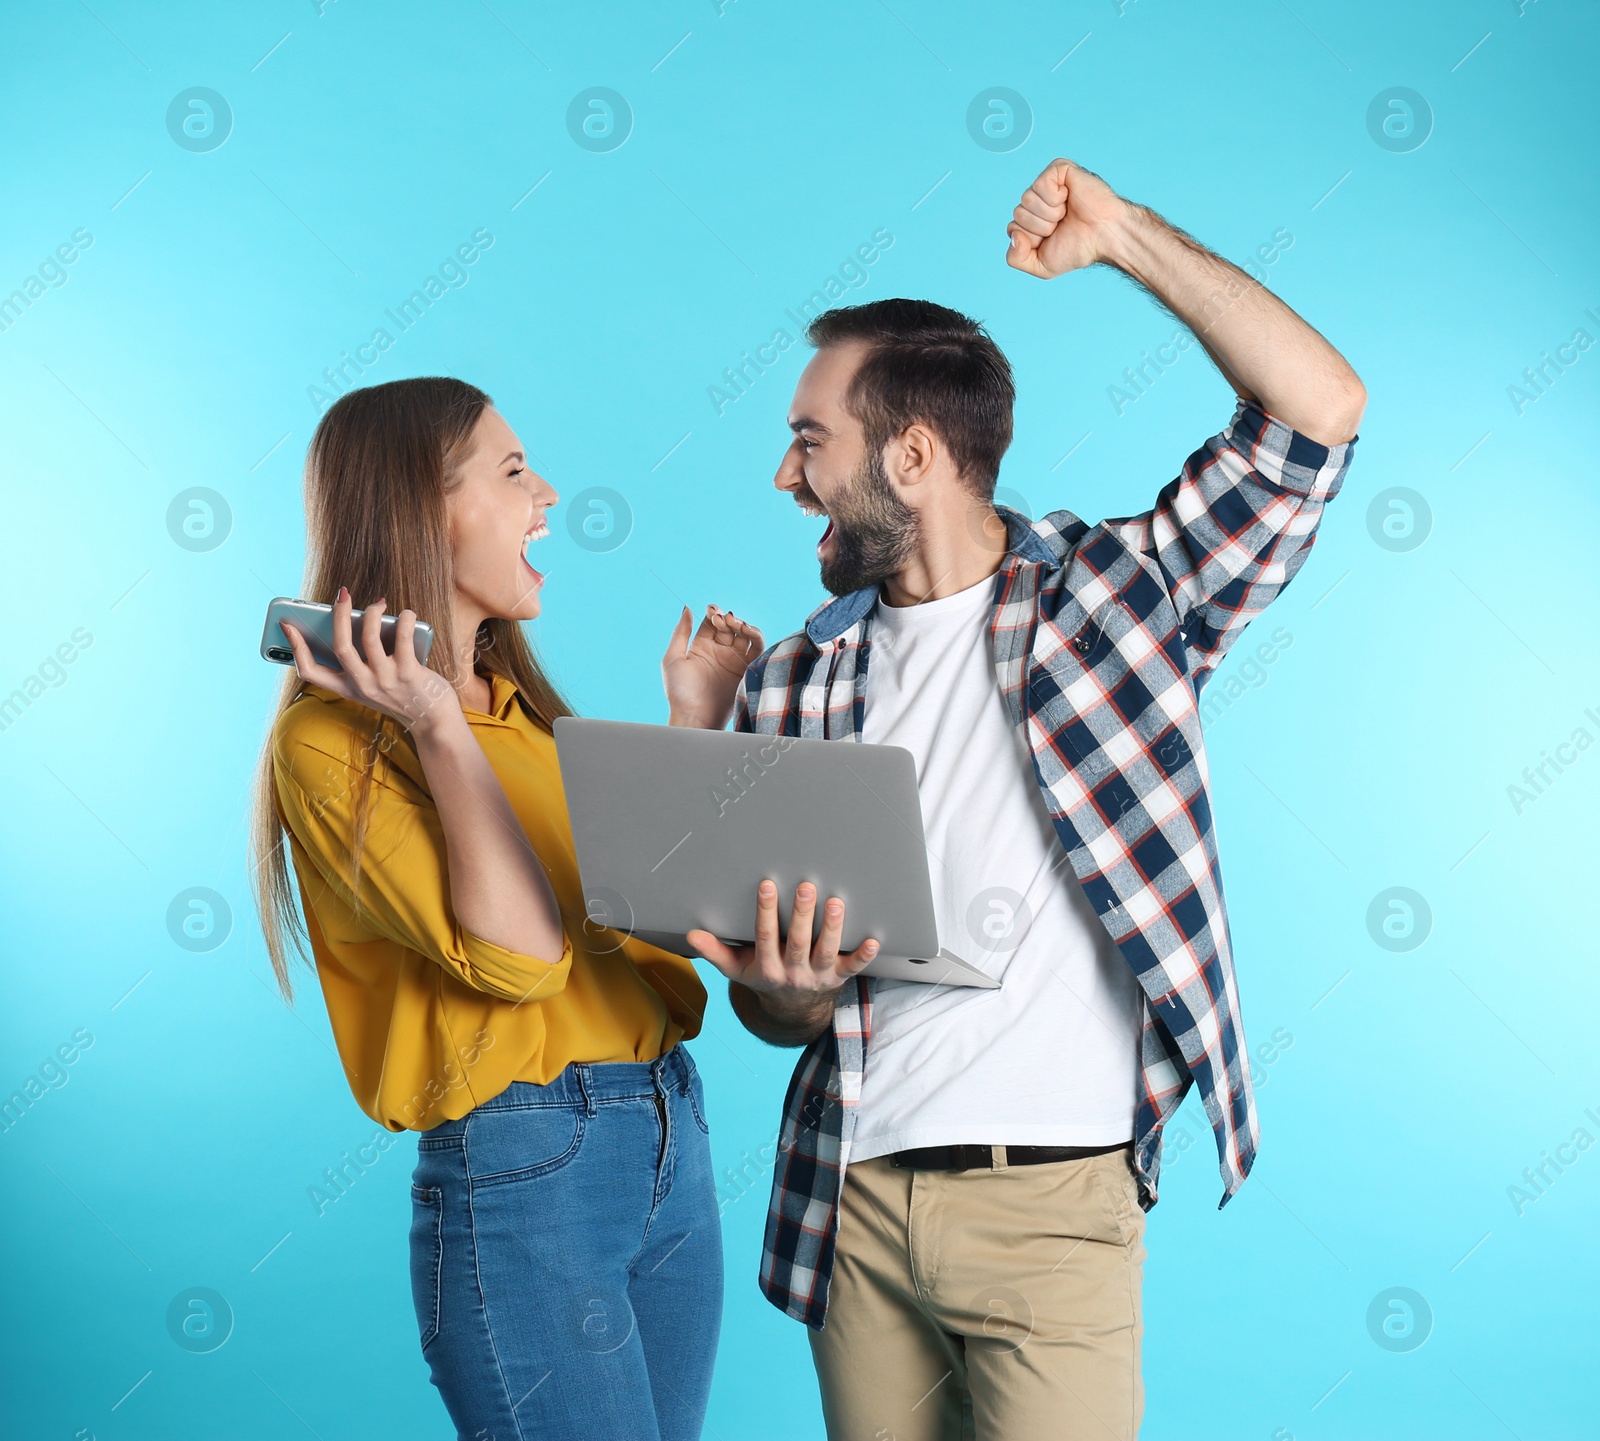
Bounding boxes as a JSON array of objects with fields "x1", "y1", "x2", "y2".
[
  {"x1": 686, "y1": 879, "x2": 880, "y2": 1048},
  {"x1": 660, "y1": 602, "x2": 878, "y2": 1047}
]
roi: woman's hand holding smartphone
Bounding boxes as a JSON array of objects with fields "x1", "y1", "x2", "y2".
[{"x1": 279, "y1": 587, "x2": 463, "y2": 738}]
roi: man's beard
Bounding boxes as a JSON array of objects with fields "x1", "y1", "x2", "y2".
[{"x1": 815, "y1": 449, "x2": 920, "y2": 597}]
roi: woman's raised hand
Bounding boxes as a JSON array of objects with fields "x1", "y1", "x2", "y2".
[{"x1": 280, "y1": 586, "x2": 464, "y2": 738}]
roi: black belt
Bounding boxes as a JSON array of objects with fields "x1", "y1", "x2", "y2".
[{"x1": 889, "y1": 1141, "x2": 1129, "y2": 1172}]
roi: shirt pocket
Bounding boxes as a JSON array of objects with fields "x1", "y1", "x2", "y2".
[
  {"x1": 1036, "y1": 603, "x2": 1121, "y2": 673},
  {"x1": 1028, "y1": 600, "x2": 1132, "y2": 764}
]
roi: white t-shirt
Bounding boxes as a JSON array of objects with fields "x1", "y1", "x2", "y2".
[{"x1": 850, "y1": 572, "x2": 1142, "y2": 1160}]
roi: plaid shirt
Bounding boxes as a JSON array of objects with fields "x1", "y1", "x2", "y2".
[{"x1": 733, "y1": 402, "x2": 1355, "y2": 1329}]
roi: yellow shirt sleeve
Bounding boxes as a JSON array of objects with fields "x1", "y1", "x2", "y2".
[{"x1": 274, "y1": 734, "x2": 573, "y2": 1004}]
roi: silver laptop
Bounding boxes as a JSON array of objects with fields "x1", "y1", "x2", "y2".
[{"x1": 554, "y1": 718, "x2": 998, "y2": 988}]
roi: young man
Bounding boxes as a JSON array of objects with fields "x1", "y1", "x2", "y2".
[{"x1": 681, "y1": 157, "x2": 1366, "y2": 1439}]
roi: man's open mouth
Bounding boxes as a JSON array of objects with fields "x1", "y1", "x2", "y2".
[{"x1": 797, "y1": 494, "x2": 832, "y2": 556}]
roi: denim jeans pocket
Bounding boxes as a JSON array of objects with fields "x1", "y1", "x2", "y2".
[
  {"x1": 408, "y1": 1182, "x2": 443, "y2": 1350},
  {"x1": 465, "y1": 1104, "x2": 586, "y2": 1187},
  {"x1": 685, "y1": 1069, "x2": 711, "y2": 1136}
]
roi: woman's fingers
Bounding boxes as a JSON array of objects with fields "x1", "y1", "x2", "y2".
[
  {"x1": 393, "y1": 608, "x2": 417, "y2": 674},
  {"x1": 292, "y1": 590, "x2": 462, "y2": 736},
  {"x1": 361, "y1": 597, "x2": 394, "y2": 681},
  {"x1": 390, "y1": 609, "x2": 436, "y2": 726},
  {"x1": 281, "y1": 620, "x2": 351, "y2": 697},
  {"x1": 328, "y1": 585, "x2": 369, "y2": 680}
]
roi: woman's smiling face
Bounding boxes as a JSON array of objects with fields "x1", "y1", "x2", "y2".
[{"x1": 447, "y1": 406, "x2": 557, "y2": 626}]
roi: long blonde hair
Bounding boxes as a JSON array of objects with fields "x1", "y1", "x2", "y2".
[{"x1": 251, "y1": 377, "x2": 570, "y2": 1001}]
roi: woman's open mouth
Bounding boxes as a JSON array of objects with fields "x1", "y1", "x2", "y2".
[{"x1": 522, "y1": 518, "x2": 548, "y2": 585}]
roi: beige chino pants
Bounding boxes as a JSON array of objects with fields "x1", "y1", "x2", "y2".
[{"x1": 808, "y1": 1148, "x2": 1146, "y2": 1441}]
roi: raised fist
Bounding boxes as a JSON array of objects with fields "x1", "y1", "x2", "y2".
[{"x1": 1006, "y1": 158, "x2": 1129, "y2": 280}]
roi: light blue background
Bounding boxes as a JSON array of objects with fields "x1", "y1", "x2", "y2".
[{"x1": 2, "y1": 1, "x2": 1596, "y2": 1437}]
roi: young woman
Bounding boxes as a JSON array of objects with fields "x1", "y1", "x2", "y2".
[{"x1": 251, "y1": 376, "x2": 761, "y2": 1441}]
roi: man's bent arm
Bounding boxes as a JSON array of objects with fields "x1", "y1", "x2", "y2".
[
  {"x1": 1007, "y1": 159, "x2": 1366, "y2": 445},
  {"x1": 729, "y1": 980, "x2": 836, "y2": 1048},
  {"x1": 1102, "y1": 204, "x2": 1365, "y2": 444}
]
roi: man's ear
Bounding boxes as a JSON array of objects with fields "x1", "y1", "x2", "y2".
[{"x1": 885, "y1": 423, "x2": 940, "y2": 489}]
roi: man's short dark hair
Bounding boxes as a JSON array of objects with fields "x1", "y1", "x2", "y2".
[{"x1": 805, "y1": 298, "x2": 1015, "y2": 499}]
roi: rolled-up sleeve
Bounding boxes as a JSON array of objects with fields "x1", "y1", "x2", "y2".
[
  {"x1": 274, "y1": 737, "x2": 573, "y2": 1004},
  {"x1": 1104, "y1": 401, "x2": 1356, "y2": 677}
]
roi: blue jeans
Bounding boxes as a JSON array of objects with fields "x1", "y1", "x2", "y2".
[{"x1": 409, "y1": 1044, "x2": 723, "y2": 1441}]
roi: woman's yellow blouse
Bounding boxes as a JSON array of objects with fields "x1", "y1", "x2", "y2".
[{"x1": 272, "y1": 672, "x2": 707, "y2": 1132}]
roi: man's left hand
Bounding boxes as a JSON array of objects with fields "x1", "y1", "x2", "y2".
[{"x1": 663, "y1": 603, "x2": 764, "y2": 730}]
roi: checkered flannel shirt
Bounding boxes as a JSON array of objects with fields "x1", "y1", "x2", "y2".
[{"x1": 732, "y1": 401, "x2": 1356, "y2": 1328}]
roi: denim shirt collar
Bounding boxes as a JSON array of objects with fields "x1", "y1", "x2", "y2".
[{"x1": 802, "y1": 505, "x2": 1052, "y2": 646}]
